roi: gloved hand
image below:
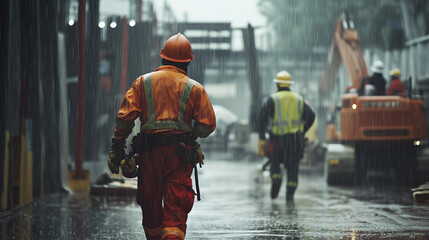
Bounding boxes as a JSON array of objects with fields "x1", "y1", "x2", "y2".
[
  {"x1": 108, "y1": 139, "x2": 125, "y2": 174},
  {"x1": 120, "y1": 154, "x2": 138, "y2": 178},
  {"x1": 258, "y1": 140, "x2": 266, "y2": 156}
]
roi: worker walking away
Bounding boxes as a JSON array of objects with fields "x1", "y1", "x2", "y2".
[
  {"x1": 359, "y1": 60, "x2": 386, "y2": 96},
  {"x1": 107, "y1": 33, "x2": 216, "y2": 240},
  {"x1": 386, "y1": 68, "x2": 406, "y2": 96},
  {"x1": 258, "y1": 71, "x2": 315, "y2": 201}
]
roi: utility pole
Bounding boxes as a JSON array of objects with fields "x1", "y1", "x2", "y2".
[{"x1": 242, "y1": 24, "x2": 262, "y2": 132}]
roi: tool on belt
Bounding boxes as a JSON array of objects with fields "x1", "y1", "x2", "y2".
[{"x1": 174, "y1": 135, "x2": 204, "y2": 201}]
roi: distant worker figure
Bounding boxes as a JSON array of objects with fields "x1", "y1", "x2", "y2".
[
  {"x1": 258, "y1": 71, "x2": 315, "y2": 200},
  {"x1": 107, "y1": 33, "x2": 216, "y2": 240},
  {"x1": 386, "y1": 68, "x2": 406, "y2": 96},
  {"x1": 359, "y1": 60, "x2": 386, "y2": 96}
]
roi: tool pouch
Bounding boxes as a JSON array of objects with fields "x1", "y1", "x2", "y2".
[
  {"x1": 175, "y1": 141, "x2": 204, "y2": 165},
  {"x1": 192, "y1": 142, "x2": 205, "y2": 165}
]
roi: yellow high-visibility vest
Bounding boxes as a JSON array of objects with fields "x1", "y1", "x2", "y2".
[{"x1": 271, "y1": 91, "x2": 304, "y2": 135}]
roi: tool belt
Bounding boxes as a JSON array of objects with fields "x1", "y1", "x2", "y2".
[
  {"x1": 131, "y1": 133, "x2": 189, "y2": 152},
  {"x1": 121, "y1": 133, "x2": 204, "y2": 178},
  {"x1": 130, "y1": 132, "x2": 204, "y2": 165}
]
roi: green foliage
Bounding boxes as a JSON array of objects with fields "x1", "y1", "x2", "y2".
[{"x1": 258, "y1": 0, "x2": 403, "y2": 53}]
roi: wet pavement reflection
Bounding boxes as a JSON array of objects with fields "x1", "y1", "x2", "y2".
[{"x1": 1, "y1": 151, "x2": 429, "y2": 239}]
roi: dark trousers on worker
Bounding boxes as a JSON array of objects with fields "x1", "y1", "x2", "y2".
[{"x1": 268, "y1": 133, "x2": 304, "y2": 199}]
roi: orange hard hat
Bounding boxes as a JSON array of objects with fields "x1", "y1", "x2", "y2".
[{"x1": 160, "y1": 33, "x2": 194, "y2": 62}]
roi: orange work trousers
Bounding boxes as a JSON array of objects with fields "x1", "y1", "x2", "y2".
[{"x1": 137, "y1": 144, "x2": 195, "y2": 240}]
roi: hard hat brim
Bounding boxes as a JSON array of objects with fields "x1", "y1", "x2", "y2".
[
  {"x1": 273, "y1": 79, "x2": 294, "y2": 84},
  {"x1": 160, "y1": 51, "x2": 194, "y2": 62},
  {"x1": 371, "y1": 67, "x2": 383, "y2": 73}
]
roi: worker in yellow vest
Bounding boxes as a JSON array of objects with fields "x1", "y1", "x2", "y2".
[{"x1": 258, "y1": 71, "x2": 315, "y2": 200}]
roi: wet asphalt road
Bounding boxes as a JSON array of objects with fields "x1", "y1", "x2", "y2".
[{"x1": 1, "y1": 151, "x2": 429, "y2": 239}]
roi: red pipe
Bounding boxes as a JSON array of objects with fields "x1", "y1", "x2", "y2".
[
  {"x1": 121, "y1": 17, "x2": 129, "y2": 96},
  {"x1": 75, "y1": 0, "x2": 86, "y2": 176}
]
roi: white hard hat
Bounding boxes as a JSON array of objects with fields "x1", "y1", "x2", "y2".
[
  {"x1": 371, "y1": 60, "x2": 384, "y2": 74},
  {"x1": 273, "y1": 71, "x2": 294, "y2": 86}
]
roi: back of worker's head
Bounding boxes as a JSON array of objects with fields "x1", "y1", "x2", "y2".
[
  {"x1": 371, "y1": 60, "x2": 384, "y2": 74},
  {"x1": 161, "y1": 59, "x2": 190, "y2": 73},
  {"x1": 390, "y1": 68, "x2": 401, "y2": 80},
  {"x1": 160, "y1": 33, "x2": 194, "y2": 72},
  {"x1": 273, "y1": 71, "x2": 293, "y2": 89}
]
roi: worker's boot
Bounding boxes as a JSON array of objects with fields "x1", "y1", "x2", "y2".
[
  {"x1": 286, "y1": 186, "x2": 296, "y2": 201},
  {"x1": 270, "y1": 176, "x2": 282, "y2": 199}
]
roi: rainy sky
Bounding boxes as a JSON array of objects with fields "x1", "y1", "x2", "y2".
[
  {"x1": 101, "y1": 0, "x2": 265, "y2": 27},
  {"x1": 156, "y1": 0, "x2": 266, "y2": 27},
  {"x1": 101, "y1": 0, "x2": 267, "y2": 50}
]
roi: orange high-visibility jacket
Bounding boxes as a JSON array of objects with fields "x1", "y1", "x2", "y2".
[{"x1": 114, "y1": 65, "x2": 216, "y2": 140}]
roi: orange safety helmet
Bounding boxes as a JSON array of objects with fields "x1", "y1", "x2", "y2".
[{"x1": 160, "y1": 33, "x2": 194, "y2": 62}]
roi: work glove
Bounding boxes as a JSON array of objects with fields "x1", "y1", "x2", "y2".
[
  {"x1": 107, "y1": 139, "x2": 125, "y2": 174},
  {"x1": 258, "y1": 140, "x2": 266, "y2": 156},
  {"x1": 120, "y1": 154, "x2": 138, "y2": 178}
]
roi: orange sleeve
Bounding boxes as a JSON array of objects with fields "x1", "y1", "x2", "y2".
[
  {"x1": 190, "y1": 84, "x2": 216, "y2": 138},
  {"x1": 113, "y1": 76, "x2": 144, "y2": 140}
]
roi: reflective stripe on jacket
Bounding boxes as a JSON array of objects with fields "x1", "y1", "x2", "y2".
[
  {"x1": 271, "y1": 91, "x2": 304, "y2": 135},
  {"x1": 114, "y1": 65, "x2": 216, "y2": 140},
  {"x1": 140, "y1": 73, "x2": 195, "y2": 132}
]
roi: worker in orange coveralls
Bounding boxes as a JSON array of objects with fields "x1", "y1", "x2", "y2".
[
  {"x1": 386, "y1": 68, "x2": 406, "y2": 96},
  {"x1": 108, "y1": 33, "x2": 216, "y2": 240}
]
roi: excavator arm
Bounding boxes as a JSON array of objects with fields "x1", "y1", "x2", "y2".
[{"x1": 320, "y1": 14, "x2": 369, "y2": 96}]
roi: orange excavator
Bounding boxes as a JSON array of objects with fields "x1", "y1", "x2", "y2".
[{"x1": 321, "y1": 14, "x2": 428, "y2": 185}]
